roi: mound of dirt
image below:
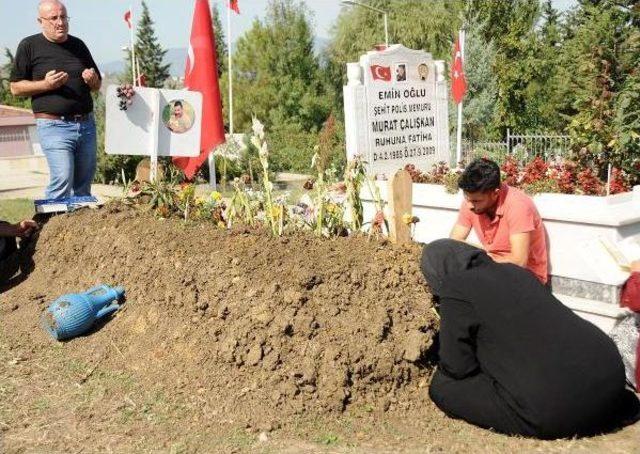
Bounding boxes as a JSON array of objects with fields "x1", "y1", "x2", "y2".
[{"x1": 1, "y1": 205, "x2": 437, "y2": 428}]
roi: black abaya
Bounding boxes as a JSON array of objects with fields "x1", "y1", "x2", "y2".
[{"x1": 421, "y1": 239, "x2": 639, "y2": 439}]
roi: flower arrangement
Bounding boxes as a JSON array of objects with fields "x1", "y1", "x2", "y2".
[
  {"x1": 116, "y1": 84, "x2": 136, "y2": 111},
  {"x1": 404, "y1": 157, "x2": 630, "y2": 196}
]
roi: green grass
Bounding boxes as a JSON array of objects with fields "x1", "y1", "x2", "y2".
[{"x1": 0, "y1": 198, "x2": 34, "y2": 223}]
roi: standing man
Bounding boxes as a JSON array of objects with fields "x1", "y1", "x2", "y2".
[
  {"x1": 10, "y1": 0, "x2": 101, "y2": 200},
  {"x1": 450, "y1": 158, "x2": 548, "y2": 284}
]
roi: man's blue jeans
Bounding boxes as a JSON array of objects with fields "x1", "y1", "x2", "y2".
[{"x1": 36, "y1": 115, "x2": 97, "y2": 200}]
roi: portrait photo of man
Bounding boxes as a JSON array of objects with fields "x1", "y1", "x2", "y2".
[
  {"x1": 395, "y1": 63, "x2": 406, "y2": 82},
  {"x1": 418, "y1": 63, "x2": 429, "y2": 81},
  {"x1": 164, "y1": 100, "x2": 194, "y2": 134}
]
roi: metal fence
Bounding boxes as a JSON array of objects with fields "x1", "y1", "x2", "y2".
[{"x1": 460, "y1": 130, "x2": 571, "y2": 165}]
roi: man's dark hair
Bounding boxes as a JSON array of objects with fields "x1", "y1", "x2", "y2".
[
  {"x1": 458, "y1": 158, "x2": 501, "y2": 192},
  {"x1": 174, "y1": 100, "x2": 183, "y2": 108}
]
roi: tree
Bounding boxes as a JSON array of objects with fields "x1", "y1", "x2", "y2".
[
  {"x1": 459, "y1": 14, "x2": 499, "y2": 141},
  {"x1": 212, "y1": 2, "x2": 227, "y2": 78},
  {"x1": 611, "y1": 0, "x2": 640, "y2": 183},
  {"x1": 561, "y1": 2, "x2": 628, "y2": 176},
  {"x1": 531, "y1": 0, "x2": 567, "y2": 131},
  {"x1": 472, "y1": 0, "x2": 544, "y2": 133},
  {"x1": 325, "y1": 0, "x2": 465, "y2": 117},
  {"x1": 125, "y1": 1, "x2": 170, "y2": 88},
  {"x1": 225, "y1": 0, "x2": 332, "y2": 172},
  {"x1": 0, "y1": 48, "x2": 30, "y2": 108}
]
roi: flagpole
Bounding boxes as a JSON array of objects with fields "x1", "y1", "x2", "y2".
[
  {"x1": 129, "y1": 6, "x2": 137, "y2": 86},
  {"x1": 455, "y1": 28, "x2": 465, "y2": 167},
  {"x1": 136, "y1": 57, "x2": 141, "y2": 86},
  {"x1": 227, "y1": 4, "x2": 234, "y2": 137}
]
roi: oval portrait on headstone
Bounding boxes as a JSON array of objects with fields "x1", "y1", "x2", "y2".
[
  {"x1": 418, "y1": 63, "x2": 429, "y2": 81},
  {"x1": 163, "y1": 99, "x2": 195, "y2": 134}
]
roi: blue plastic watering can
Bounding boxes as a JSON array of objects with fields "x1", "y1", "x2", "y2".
[{"x1": 41, "y1": 285, "x2": 125, "y2": 341}]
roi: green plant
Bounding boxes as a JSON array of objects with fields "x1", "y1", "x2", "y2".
[
  {"x1": 443, "y1": 171, "x2": 461, "y2": 194},
  {"x1": 137, "y1": 167, "x2": 181, "y2": 217},
  {"x1": 251, "y1": 117, "x2": 278, "y2": 235},
  {"x1": 176, "y1": 183, "x2": 196, "y2": 221},
  {"x1": 344, "y1": 155, "x2": 366, "y2": 231},
  {"x1": 316, "y1": 433, "x2": 339, "y2": 446},
  {"x1": 227, "y1": 179, "x2": 259, "y2": 227},
  {"x1": 364, "y1": 175, "x2": 387, "y2": 237},
  {"x1": 522, "y1": 177, "x2": 560, "y2": 195}
]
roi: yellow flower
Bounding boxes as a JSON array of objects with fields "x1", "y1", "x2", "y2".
[
  {"x1": 270, "y1": 206, "x2": 282, "y2": 219},
  {"x1": 402, "y1": 213, "x2": 420, "y2": 225},
  {"x1": 217, "y1": 221, "x2": 226, "y2": 229},
  {"x1": 210, "y1": 191, "x2": 222, "y2": 202}
]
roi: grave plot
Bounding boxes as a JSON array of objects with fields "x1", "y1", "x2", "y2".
[{"x1": 1, "y1": 206, "x2": 639, "y2": 453}]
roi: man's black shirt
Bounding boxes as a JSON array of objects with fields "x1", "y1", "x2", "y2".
[{"x1": 10, "y1": 34, "x2": 101, "y2": 115}]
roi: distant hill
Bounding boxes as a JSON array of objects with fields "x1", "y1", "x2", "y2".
[{"x1": 100, "y1": 37, "x2": 330, "y2": 77}]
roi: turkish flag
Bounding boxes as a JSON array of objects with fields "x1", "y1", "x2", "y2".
[
  {"x1": 124, "y1": 10, "x2": 132, "y2": 29},
  {"x1": 173, "y1": 0, "x2": 226, "y2": 180},
  {"x1": 370, "y1": 65, "x2": 391, "y2": 81},
  {"x1": 451, "y1": 37, "x2": 467, "y2": 104},
  {"x1": 229, "y1": 0, "x2": 240, "y2": 14}
]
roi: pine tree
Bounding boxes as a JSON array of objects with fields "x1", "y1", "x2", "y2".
[
  {"x1": 459, "y1": 15, "x2": 499, "y2": 141},
  {"x1": 212, "y1": 2, "x2": 227, "y2": 77},
  {"x1": 126, "y1": 1, "x2": 170, "y2": 88},
  {"x1": 227, "y1": 0, "x2": 332, "y2": 172},
  {"x1": 561, "y1": 2, "x2": 627, "y2": 175}
]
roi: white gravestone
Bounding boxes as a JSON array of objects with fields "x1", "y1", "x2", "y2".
[
  {"x1": 106, "y1": 86, "x2": 202, "y2": 180},
  {"x1": 343, "y1": 45, "x2": 450, "y2": 177}
]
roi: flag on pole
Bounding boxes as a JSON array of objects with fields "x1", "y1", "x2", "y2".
[
  {"x1": 124, "y1": 9, "x2": 132, "y2": 29},
  {"x1": 173, "y1": 0, "x2": 226, "y2": 180},
  {"x1": 229, "y1": 0, "x2": 240, "y2": 14},
  {"x1": 451, "y1": 37, "x2": 467, "y2": 104}
]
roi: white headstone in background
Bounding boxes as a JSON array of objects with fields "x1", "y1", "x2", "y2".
[
  {"x1": 105, "y1": 85, "x2": 202, "y2": 158},
  {"x1": 343, "y1": 45, "x2": 450, "y2": 177}
]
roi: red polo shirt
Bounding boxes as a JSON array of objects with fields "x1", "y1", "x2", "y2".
[
  {"x1": 620, "y1": 272, "x2": 640, "y2": 387},
  {"x1": 457, "y1": 184, "x2": 549, "y2": 283}
]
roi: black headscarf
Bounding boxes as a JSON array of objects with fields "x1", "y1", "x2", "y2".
[{"x1": 420, "y1": 239, "x2": 488, "y2": 296}]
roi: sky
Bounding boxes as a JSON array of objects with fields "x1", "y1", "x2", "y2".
[{"x1": 0, "y1": 0, "x2": 576, "y2": 66}]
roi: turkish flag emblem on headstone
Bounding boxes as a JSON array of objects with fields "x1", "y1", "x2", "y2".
[
  {"x1": 451, "y1": 38, "x2": 467, "y2": 104},
  {"x1": 370, "y1": 65, "x2": 391, "y2": 81}
]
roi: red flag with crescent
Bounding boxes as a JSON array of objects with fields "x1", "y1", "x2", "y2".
[
  {"x1": 229, "y1": 0, "x2": 240, "y2": 14},
  {"x1": 370, "y1": 64, "x2": 391, "y2": 81},
  {"x1": 451, "y1": 37, "x2": 467, "y2": 104},
  {"x1": 172, "y1": 0, "x2": 226, "y2": 180}
]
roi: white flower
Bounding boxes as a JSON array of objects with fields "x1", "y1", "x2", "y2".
[
  {"x1": 259, "y1": 142, "x2": 269, "y2": 158},
  {"x1": 251, "y1": 136, "x2": 262, "y2": 151},
  {"x1": 252, "y1": 117, "x2": 265, "y2": 139}
]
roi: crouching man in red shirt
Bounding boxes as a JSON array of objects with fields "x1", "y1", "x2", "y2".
[
  {"x1": 619, "y1": 261, "x2": 640, "y2": 389},
  {"x1": 450, "y1": 158, "x2": 549, "y2": 284}
]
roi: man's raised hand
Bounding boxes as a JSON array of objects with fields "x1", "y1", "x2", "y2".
[
  {"x1": 44, "y1": 69, "x2": 68, "y2": 90},
  {"x1": 82, "y1": 68, "x2": 99, "y2": 89}
]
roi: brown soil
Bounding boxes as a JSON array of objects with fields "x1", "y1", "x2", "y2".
[{"x1": 1, "y1": 205, "x2": 638, "y2": 453}]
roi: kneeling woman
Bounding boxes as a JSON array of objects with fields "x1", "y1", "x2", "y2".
[{"x1": 421, "y1": 239, "x2": 638, "y2": 439}]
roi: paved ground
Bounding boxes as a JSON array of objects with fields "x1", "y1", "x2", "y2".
[{"x1": 0, "y1": 158, "x2": 309, "y2": 201}]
